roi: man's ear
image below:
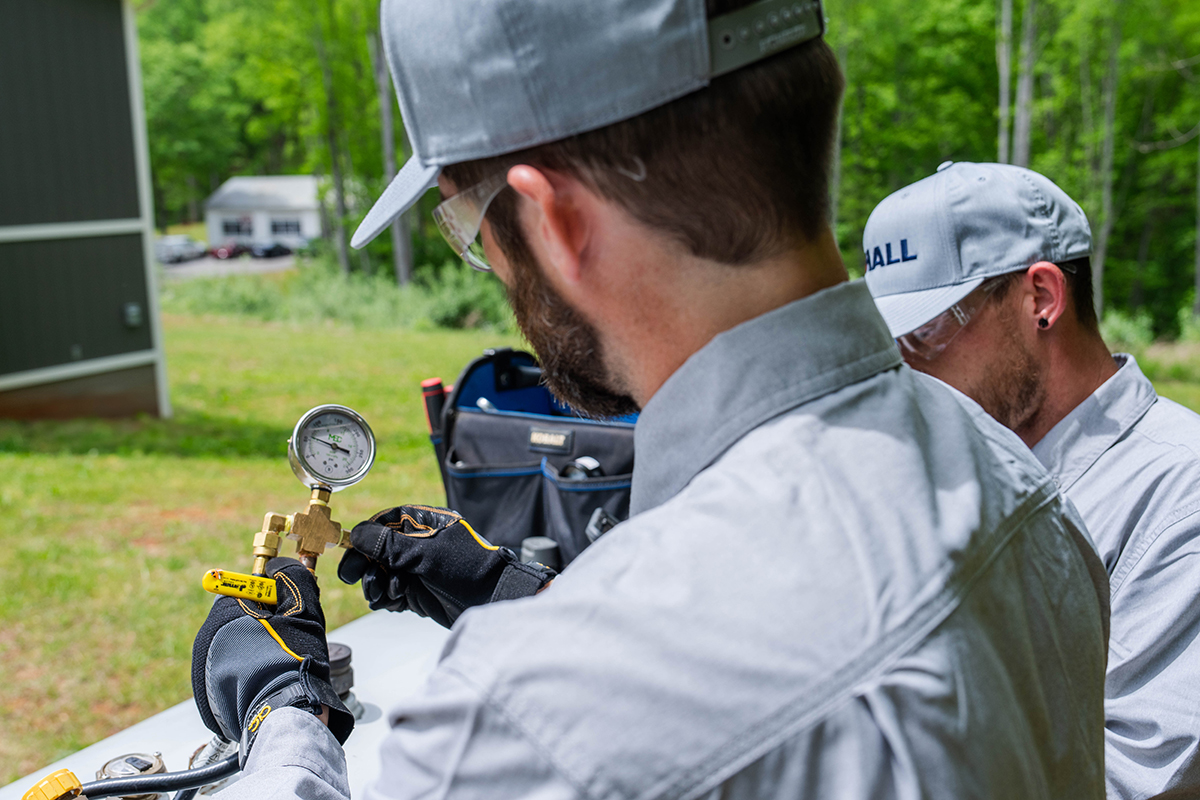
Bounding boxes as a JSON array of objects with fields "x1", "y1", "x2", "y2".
[
  {"x1": 505, "y1": 165, "x2": 590, "y2": 285},
  {"x1": 1026, "y1": 261, "x2": 1069, "y2": 331}
]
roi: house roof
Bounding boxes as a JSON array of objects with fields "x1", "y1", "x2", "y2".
[{"x1": 205, "y1": 175, "x2": 318, "y2": 211}]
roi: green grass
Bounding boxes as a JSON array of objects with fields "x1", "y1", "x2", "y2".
[{"x1": 0, "y1": 314, "x2": 519, "y2": 783}]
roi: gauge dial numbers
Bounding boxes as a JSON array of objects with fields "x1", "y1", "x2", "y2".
[{"x1": 288, "y1": 405, "x2": 376, "y2": 491}]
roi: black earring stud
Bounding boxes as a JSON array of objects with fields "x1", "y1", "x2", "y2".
[{"x1": 1038, "y1": 318, "x2": 1049, "y2": 329}]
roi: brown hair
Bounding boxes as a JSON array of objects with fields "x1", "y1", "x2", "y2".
[
  {"x1": 990, "y1": 257, "x2": 1097, "y2": 331},
  {"x1": 443, "y1": 1, "x2": 845, "y2": 267},
  {"x1": 1060, "y1": 258, "x2": 1098, "y2": 331}
]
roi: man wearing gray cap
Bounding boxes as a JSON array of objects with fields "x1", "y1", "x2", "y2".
[
  {"x1": 864, "y1": 160, "x2": 1200, "y2": 799},
  {"x1": 191, "y1": 4, "x2": 1109, "y2": 798}
]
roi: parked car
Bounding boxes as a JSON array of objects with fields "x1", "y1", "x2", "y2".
[
  {"x1": 249, "y1": 242, "x2": 292, "y2": 259},
  {"x1": 209, "y1": 241, "x2": 250, "y2": 259},
  {"x1": 155, "y1": 235, "x2": 207, "y2": 264}
]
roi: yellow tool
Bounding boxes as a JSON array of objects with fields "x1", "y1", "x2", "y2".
[{"x1": 202, "y1": 569, "x2": 278, "y2": 604}]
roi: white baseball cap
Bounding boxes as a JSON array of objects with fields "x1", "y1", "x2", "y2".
[
  {"x1": 862, "y1": 161, "x2": 1092, "y2": 337},
  {"x1": 352, "y1": 0, "x2": 826, "y2": 249}
]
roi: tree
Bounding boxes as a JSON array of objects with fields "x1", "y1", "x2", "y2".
[
  {"x1": 997, "y1": 0, "x2": 1014, "y2": 162},
  {"x1": 1012, "y1": 0, "x2": 1035, "y2": 167},
  {"x1": 1091, "y1": 0, "x2": 1124, "y2": 316},
  {"x1": 368, "y1": 27, "x2": 414, "y2": 285},
  {"x1": 313, "y1": 9, "x2": 353, "y2": 275}
]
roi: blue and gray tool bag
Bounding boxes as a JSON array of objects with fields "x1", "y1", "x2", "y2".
[{"x1": 421, "y1": 348, "x2": 634, "y2": 569}]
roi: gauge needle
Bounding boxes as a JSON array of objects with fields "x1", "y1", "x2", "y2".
[{"x1": 315, "y1": 437, "x2": 351, "y2": 455}]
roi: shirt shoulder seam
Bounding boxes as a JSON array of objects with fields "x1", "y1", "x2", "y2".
[
  {"x1": 1109, "y1": 498, "x2": 1200, "y2": 597},
  {"x1": 1059, "y1": 394, "x2": 1158, "y2": 493}
]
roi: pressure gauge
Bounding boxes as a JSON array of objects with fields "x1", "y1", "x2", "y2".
[{"x1": 288, "y1": 405, "x2": 376, "y2": 491}]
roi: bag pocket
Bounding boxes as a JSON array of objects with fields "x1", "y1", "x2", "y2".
[
  {"x1": 541, "y1": 461, "x2": 632, "y2": 565},
  {"x1": 444, "y1": 461, "x2": 544, "y2": 551}
]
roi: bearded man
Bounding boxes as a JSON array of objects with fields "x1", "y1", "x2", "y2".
[
  {"x1": 864, "y1": 160, "x2": 1200, "y2": 799},
  {"x1": 189, "y1": 5, "x2": 1109, "y2": 798}
]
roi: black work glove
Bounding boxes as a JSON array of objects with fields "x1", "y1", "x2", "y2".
[
  {"x1": 192, "y1": 558, "x2": 353, "y2": 765},
  {"x1": 337, "y1": 505, "x2": 556, "y2": 629}
]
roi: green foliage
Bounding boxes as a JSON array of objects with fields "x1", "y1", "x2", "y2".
[
  {"x1": 140, "y1": 0, "x2": 1200, "y2": 325},
  {"x1": 824, "y1": 0, "x2": 1200, "y2": 336},
  {"x1": 1101, "y1": 308, "x2": 1156, "y2": 348},
  {"x1": 416, "y1": 263, "x2": 516, "y2": 330},
  {"x1": 138, "y1": 0, "x2": 389, "y2": 230},
  {"x1": 1178, "y1": 300, "x2": 1200, "y2": 343},
  {"x1": 160, "y1": 257, "x2": 515, "y2": 331}
]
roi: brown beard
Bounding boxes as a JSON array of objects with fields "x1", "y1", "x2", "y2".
[
  {"x1": 502, "y1": 236, "x2": 640, "y2": 420},
  {"x1": 975, "y1": 308, "x2": 1045, "y2": 433}
]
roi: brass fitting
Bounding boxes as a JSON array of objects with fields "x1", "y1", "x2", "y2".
[
  {"x1": 251, "y1": 513, "x2": 289, "y2": 576},
  {"x1": 288, "y1": 486, "x2": 346, "y2": 573}
]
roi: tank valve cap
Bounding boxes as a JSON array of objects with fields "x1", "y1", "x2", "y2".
[{"x1": 22, "y1": 769, "x2": 82, "y2": 800}]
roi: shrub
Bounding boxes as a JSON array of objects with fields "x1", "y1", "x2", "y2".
[
  {"x1": 1178, "y1": 300, "x2": 1200, "y2": 344},
  {"x1": 160, "y1": 270, "x2": 284, "y2": 317},
  {"x1": 160, "y1": 254, "x2": 514, "y2": 332},
  {"x1": 417, "y1": 261, "x2": 514, "y2": 330},
  {"x1": 1100, "y1": 309, "x2": 1155, "y2": 350}
]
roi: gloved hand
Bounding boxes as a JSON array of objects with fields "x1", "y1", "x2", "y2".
[
  {"x1": 337, "y1": 505, "x2": 556, "y2": 628},
  {"x1": 192, "y1": 558, "x2": 353, "y2": 764}
]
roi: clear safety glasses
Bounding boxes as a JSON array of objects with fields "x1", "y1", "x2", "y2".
[
  {"x1": 431, "y1": 171, "x2": 510, "y2": 273},
  {"x1": 896, "y1": 277, "x2": 1007, "y2": 362}
]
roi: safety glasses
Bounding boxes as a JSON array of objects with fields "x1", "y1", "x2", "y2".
[
  {"x1": 431, "y1": 171, "x2": 510, "y2": 273},
  {"x1": 896, "y1": 277, "x2": 1007, "y2": 361}
]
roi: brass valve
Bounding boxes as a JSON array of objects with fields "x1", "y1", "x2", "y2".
[
  {"x1": 286, "y1": 486, "x2": 348, "y2": 572},
  {"x1": 252, "y1": 487, "x2": 348, "y2": 575},
  {"x1": 205, "y1": 485, "x2": 352, "y2": 605}
]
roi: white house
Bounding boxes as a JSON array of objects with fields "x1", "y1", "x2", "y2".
[{"x1": 204, "y1": 175, "x2": 322, "y2": 248}]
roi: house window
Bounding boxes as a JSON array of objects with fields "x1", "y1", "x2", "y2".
[
  {"x1": 272, "y1": 219, "x2": 302, "y2": 235},
  {"x1": 222, "y1": 218, "x2": 252, "y2": 235}
]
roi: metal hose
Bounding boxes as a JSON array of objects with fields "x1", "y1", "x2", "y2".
[{"x1": 77, "y1": 754, "x2": 239, "y2": 799}]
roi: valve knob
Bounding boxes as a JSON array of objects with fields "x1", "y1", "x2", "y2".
[{"x1": 22, "y1": 769, "x2": 82, "y2": 800}]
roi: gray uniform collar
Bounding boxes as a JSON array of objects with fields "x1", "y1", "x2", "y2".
[
  {"x1": 1031, "y1": 353, "x2": 1158, "y2": 492},
  {"x1": 630, "y1": 280, "x2": 902, "y2": 515}
]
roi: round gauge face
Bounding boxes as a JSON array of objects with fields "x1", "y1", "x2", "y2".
[{"x1": 292, "y1": 406, "x2": 375, "y2": 487}]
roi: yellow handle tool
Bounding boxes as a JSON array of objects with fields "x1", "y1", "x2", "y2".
[{"x1": 202, "y1": 569, "x2": 278, "y2": 604}]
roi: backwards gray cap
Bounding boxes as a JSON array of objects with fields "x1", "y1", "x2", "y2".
[
  {"x1": 352, "y1": 0, "x2": 825, "y2": 249},
  {"x1": 862, "y1": 161, "x2": 1092, "y2": 338}
]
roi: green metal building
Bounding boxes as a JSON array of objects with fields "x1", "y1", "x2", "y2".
[{"x1": 0, "y1": 0, "x2": 169, "y2": 418}]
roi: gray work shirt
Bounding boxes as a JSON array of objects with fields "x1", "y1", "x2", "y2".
[
  {"x1": 228, "y1": 281, "x2": 1108, "y2": 799},
  {"x1": 1033, "y1": 354, "x2": 1200, "y2": 800}
]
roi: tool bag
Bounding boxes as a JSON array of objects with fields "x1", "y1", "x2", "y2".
[{"x1": 421, "y1": 348, "x2": 635, "y2": 567}]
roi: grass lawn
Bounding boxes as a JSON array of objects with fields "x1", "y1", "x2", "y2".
[{"x1": 0, "y1": 313, "x2": 518, "y2": 783}]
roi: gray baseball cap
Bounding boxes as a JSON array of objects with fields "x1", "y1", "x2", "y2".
[
  {"x1": 862, "y1": 161, "x2": 1092, "y2": 337},
  {"x1": 352, "y1": 0, "x2": 826, "y2": 249}
]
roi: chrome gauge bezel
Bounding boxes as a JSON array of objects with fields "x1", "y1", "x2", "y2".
[{"x1": 287, "y1": 404, "x2": 377, "y2": 492}]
